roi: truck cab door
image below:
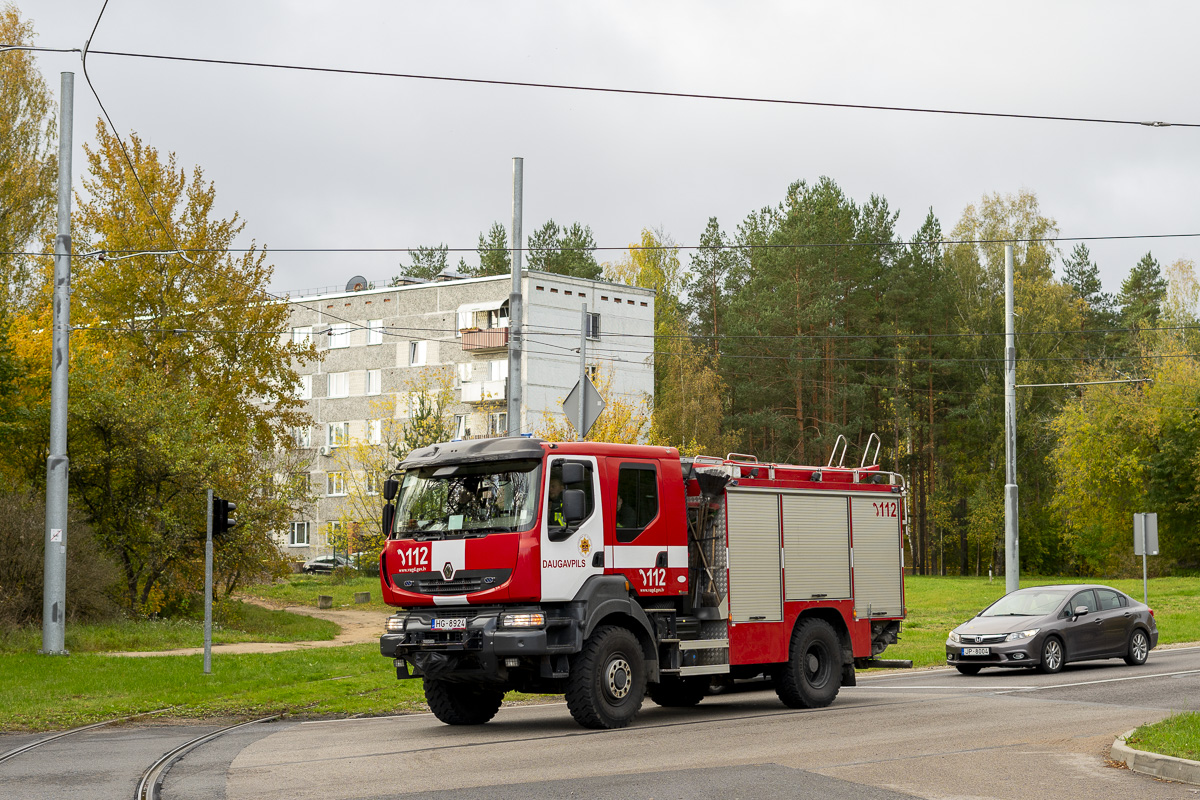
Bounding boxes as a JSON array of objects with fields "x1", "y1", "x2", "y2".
[{"x1": 540, "y1": 456, "x2": 604, "y2": 602}]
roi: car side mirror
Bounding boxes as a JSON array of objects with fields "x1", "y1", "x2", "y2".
[
  {"x1": 561, "y1": 462, "x2": 585, "y2": 485},
  {"x1": 383, "y1": 478, "x2": 399, "y2": 501},
  {"x1": 1073, "y1": 605, "x2": 1089, "y2": 617},
  {"x1": 563, "y1": 489, "x2": 586, "y2": 523}
]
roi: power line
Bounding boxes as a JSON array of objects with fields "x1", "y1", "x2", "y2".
[{"x1": 11, "y1": 44, "x2": 1194, "y2": 130}]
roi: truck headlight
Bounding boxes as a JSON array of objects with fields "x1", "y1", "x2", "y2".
[
  {"x1": 385, "y1": 616, "x2": 407, "y2": 633},
  {"x1": 500, "y1": 612, "x2": 545, "y2": 628},
  {"x1": 1005, "y1": 628, "x2": 1040, "y2": 641}
]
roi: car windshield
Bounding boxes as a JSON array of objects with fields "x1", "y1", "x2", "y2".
[
  {"x1": 981, "y1": 588, "x2": 1070, "y2": 617},
  {"x1": 389, "y1": 458, "x2": 541, "y2": 539}
]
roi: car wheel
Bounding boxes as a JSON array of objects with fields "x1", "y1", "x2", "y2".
[
  {"x1": 955, "y1": 664, "x2": 982, "y2": 676},
  {"x1": 1124, "y1": 629, "x2": 1150, "y2": 666},
  {"x1": 1037, "y1": 636, "x2": 1064, "y2": 674}
]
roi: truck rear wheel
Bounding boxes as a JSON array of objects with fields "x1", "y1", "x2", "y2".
[
  {"x1": 647, "y1": 676, "x2": 708, "y2": 708},
  {"x1": 775, "y1": 618, "x2": 842, "y2": 709},
  {"x1": 566, "y1": 625, "x2": 646, "y2": 729},
  {"x1": 424, "y1": 679, "x2": 505, "y2": 725}
]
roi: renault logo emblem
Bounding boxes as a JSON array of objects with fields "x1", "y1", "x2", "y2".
[{"x1": 442, "y1": 562, "x2": 455, "y2": 581}]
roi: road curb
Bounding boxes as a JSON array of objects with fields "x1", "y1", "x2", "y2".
[{"x1": 1112, "y1": 728, "x2": 1200, "y2": 786}]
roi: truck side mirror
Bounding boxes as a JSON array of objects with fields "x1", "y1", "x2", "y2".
[
  {"x1": 383, "y1": 478, "x2": 399, "y2": 501},
  {"x1": 563, "y1": 489, "x2": 586, "y2": 523},
  {"x1": 561, "y1": 462, "x2": 585, "y2": 485},
  {"x1": 382, "y1": 504, "x2": 395, "y2": 537}
]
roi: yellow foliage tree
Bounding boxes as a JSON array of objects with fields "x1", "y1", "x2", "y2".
[{"x1": 533, "y1": 363, "x2": 650, "y2": 444}]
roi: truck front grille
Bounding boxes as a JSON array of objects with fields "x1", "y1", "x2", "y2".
[{"x1": 393, "y1": 569, "x2": 512, "y2": 596}]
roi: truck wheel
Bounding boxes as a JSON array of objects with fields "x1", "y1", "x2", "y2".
[
  {"x1": 566, "y1": 625, "x2": 646, "y2": 729},
  {"x1": 647, "y1": 676, "x2": 708, "y2": 708},
  {"x1": 423, "y1": 679, "x2": 505, "y2": 725},
  {"x1": 775, "y1": 618, "x2": 842, "y2": 709}
]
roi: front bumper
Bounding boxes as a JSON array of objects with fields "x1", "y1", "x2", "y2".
[
  {"x1": 945, "y1": 638, "x2": 1038, "y2": 668},
  {"x1": 380, "y1": 606, "x2": 583, "y2": 682}
]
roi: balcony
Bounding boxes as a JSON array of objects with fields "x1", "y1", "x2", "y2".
[
  {"x1": 461, "y1": 379, "x2": 507, "y2": 404},
  {"x1": 461, "y1": 327, "x2": 510, "y2": 352}
]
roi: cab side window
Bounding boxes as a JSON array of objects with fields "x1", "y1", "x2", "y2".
[
  {"x1": 615, "y1": 463, "x2": 658, "y2": 543},
  {"x1": 547, "y1": 460, "x2": 595, "y2": 527}
]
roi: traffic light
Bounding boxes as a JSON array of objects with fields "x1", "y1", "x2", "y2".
[{"x1": 212, "y1": 495, "x2": 237, "y2": 536}]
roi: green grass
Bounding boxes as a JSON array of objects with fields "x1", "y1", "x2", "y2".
[
  {"x1": 0, "y1": 601, "x2": 339, "y2": 655},
  {"x1": 0, "y1": 644, "x2": 427, "y2": 731},
  {"x1": 889, "y1": 575, "x2": 1199, "y2": 669},
  {"x1": 1127, "y1": 712, "x2": 1200, "y2": 762},
  {"x1": 239, "y1": 573, "x2": 391, "y2": 612}
]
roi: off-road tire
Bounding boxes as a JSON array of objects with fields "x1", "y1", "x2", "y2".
[
  {"x1": 1037, "y1": 636, "x2": 1065, "y2": 674},
  {"x1": 1124, "y1": 629, "x2": 1150, "y2": 666},
  {"x1": 955, "y1": 664, "x2": 983, "y2": 676},
  {"x1": 565, "y1": 625, "x2": 646, "y2": 729},
  {"x1": 775, "y1": 618, "x2": 842, "y2": 709},
  {"x1": 647, "y1": 676, "x2": 709, "y2": 708},
  {"x1": 424, "y1": 679, "x2": 505, "y2": 725}
]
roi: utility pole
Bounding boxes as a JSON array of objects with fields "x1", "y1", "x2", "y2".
[
  {"x1": 42, "y1": 72, "x2": 73, "y2": 655},
  {"x1": 578, "y1": 304, "x2": 587, "y2": 441},
  {"x1": 1004, "y1": 243, "x2": 1019, "y2": 594},
  {"x1": 507, "y1": 157, "x2": 523, "y2": 436},
  {"x1": 204, "y1": 489, "x2": 213, "y2": 674}
]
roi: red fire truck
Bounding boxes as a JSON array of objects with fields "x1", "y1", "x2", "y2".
[{"x1": 378, "y1": 435, "x2": 907, "y2": 729}]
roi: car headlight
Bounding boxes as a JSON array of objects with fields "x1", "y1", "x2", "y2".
[
  {"x1": 385, "y1": 615, "x2": 406, "y2": 633},
  {"x1": 1005, "y1": 628, "x2": 1040, "y2": 641},
  {"x1": 948, "y1": 631, "x2": 961, "y2": 644},
  {"x1": 500, "y1": 612, "x2": 546, "y2": 628}
]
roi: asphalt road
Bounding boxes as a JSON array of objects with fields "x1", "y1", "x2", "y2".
[{"x1": 4, "y1": 645, "x2": 1199, "y2": 800}]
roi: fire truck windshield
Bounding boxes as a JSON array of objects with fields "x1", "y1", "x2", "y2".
[{"x1": 390, "y1": 458, "x2": 542, "y2": 539}]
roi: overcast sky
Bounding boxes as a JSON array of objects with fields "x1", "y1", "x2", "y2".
[{"x1": 14, "y1": 1, "x2": 1200, "y2": 300}]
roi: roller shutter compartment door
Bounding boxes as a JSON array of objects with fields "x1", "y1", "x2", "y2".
[
  {"x1": 851, "y1": 496, "x2": 903, "y2": 618},
  {"x1": 782, "y1": 495, "x2": 850, "y2": 601},
  {"x1": 725, "y1": 491, "x2": 782, "y2": 623}
]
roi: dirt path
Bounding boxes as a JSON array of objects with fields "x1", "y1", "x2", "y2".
[{"x1": 103, "y1": 596, "x2": 389, "y2": 657}]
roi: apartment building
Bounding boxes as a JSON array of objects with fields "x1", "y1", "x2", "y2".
[{"x1": 280, "y1": 269, "x2": 655, "y2": 560}]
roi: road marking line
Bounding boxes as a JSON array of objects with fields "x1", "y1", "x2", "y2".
[{"x1": 995, "y1": 667, "x2": 1200, "y2": 693}]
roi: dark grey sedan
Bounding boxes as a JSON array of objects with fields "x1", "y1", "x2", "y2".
[{"x1": 946, "y1": 584, "x2": 1158, "y2": 675}]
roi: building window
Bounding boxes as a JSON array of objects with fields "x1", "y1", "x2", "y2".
[
  {"x1": 453, "y1": 414, "x2": 468, "y2": 439},
  {"x1": 586, "y1": 364, "x2": 599, "y2": 382},
  {"x1": 366, "y1": 419, "x2": 382, "y2": 445},
  {"x1": 292, "y1": 326, "x2": 313, "y2": 346},
  {"x1": 290, "y1": 473, "x2": 311, "y2": 495},
  {"x1": 409, "y1": 340, "x2": 427, "y2": 366},
  {"x1": 297, "y1": 374, "x2": 312, "y2": 400},
  {"x1": 328, "y1": 371, "x2": 350, "y2": 398},
  {"x1": 367, "y1": 319, "x2": 384, "y2": 345},
  {"x1": 366, "y1": 369, "x2": 382, "y2": 396},
  {"x1": 328, "y1": 323, "x2": 352, "y2": 349},
  {"x1": 586, "y1": 312, "x2": 601, "y2": 340},
  {"x1": 327, "y1": 520, "x2": 343, "y2": 545},
  {"x1": 365, "y1": 472, "x2": 381, "y2": 496},
  {"x1": 294, "y1": 426, "x2": 311, "y2": 448},
  {"x1": 456, "y1": 310, "x2": 473, "y2": 335},
  {"x1": 289, "y1": 521, "x2": 310, "y2": 546},
  {"x1": 457, "y1": 362, "x2": 473, "y2": 384},
  {"x1": 489, "y1": 411, "x2": 507, "y2": 436},
  {"x1": 489, "y1": 359, "x2": 507, "y2": 381},
  {"x1": 327, "y1": 472, "x2": 346, "y2": 496},
  {"x1": 328, "y1": 421, "x2": 350, "y2": 448}
]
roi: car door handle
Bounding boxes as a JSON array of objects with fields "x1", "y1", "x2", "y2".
[{"x1": 1094, "y1": 619, "x2": 1103, "y2": 624}]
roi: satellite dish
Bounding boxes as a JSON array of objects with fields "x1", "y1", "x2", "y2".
[{"x1": 346, "y1": 275, "x2": 369, "y2": 292}]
